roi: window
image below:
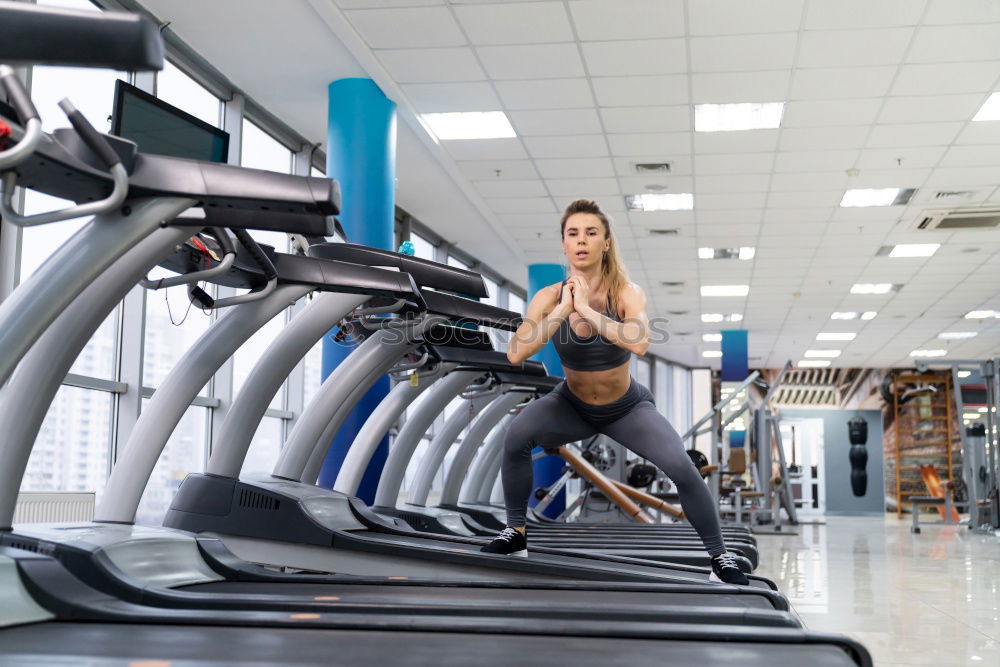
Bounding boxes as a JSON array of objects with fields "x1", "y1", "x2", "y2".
[
  {"x1": 303, "y1": 339, "x2": 325, "y2": 407},
  {"x1": 482, "y1": 277, "x2": 499, "y2": 308},
  {"x1": 136, "y1": 404, "x2": 208, "y2": 525},
  {"x1": 410, "y1": 233, "x2": 435, "y2": 261},
  {"x1": 143, "y1": 281, "x2": 214, "y2": 390},
  {"x1": 243, "y1": 417, "x2": 283, "y2": 475},
  {"x1": 232, "y1": 310, "x2": 288, "y2": 409},
  {"x1": 240, "y1": 120, "x2": 293, "y2": 250},
  {"x1": 447, "y1": 255, "x2": 470, "y2": 271},
  {"x1": 509, "y1": 292, "x2": 526, "y2": 316},
  {"x1": 22, "y1": 386, "x2": 112, "y2": 500},
  {"x1": 156, "y1": 61, "x2": 221, "y2": 127}
]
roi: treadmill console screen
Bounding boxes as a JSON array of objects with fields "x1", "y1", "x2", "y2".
[{"x1": 112, "y1": 79, "x2": 229, "y2": 163}]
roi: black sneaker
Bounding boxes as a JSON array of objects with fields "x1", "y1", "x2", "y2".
[
  {"x1": 709, "y1": 552, "x2": 749, "y2": 585},
  {"x1": 480, "y1": 527, "x2": 528, "y2": 557}
]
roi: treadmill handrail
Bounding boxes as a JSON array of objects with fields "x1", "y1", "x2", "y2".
[{"x1": 0, "y1": 1, "x2": 164, "y2": 70}]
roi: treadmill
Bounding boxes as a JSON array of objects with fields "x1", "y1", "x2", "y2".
[{"x1": 0, "y1": 6, "x2": 871, "y2": 665}]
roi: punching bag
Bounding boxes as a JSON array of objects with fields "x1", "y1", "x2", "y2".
[{"x1": 848, "y1": 416, "x2": 868, "y2": 497}]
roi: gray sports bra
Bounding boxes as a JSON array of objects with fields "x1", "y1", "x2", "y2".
[{"x1": 551, "y1": 281, "x2": 632, "y2": 372}]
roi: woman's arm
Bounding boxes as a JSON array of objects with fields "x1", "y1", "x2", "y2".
[
  {"x1": 507, "y1": 283, "x2": 573, "y2": 365},
  {"x1": 571, "y1": 278, "x2": 649, "y2": 356}
]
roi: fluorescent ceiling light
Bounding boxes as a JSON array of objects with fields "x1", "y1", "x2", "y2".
[
  {"x1": 888, "y1": 243, "x2": 940, "y2": 258},
  {"x1": 965, "y1": 310, "x2": 1000, "y2": 319},
  {"x1": 698, "y1": 247, "x2": 756, "y2": 260},
  {"x1": 939, "y1": 331, "x2": 978, "y2": 340},
  {"x1": 626, "y1": 193, "x2": 694, "y2": 212},
  {"x1": 831, "y1": 312, "x2": 858, "y2": 320},
  {"x1": 421, "y1": 111, "x2": 516, "y2": 140},
  {"x1": 910, "y1": 349, "x2": 947, "y2": 357},
  {"x1": 694, "y1": 102, "x2": 784, "y2": 132},
  {"x1": 973, "y1": 92, "x2": 1000, "y2": 121},
  {"x1": 804, "y1": 349, "x2": 842, "y2": 358},
  {"x1": 701, "y1": 285, "x2": 750, "y2": 297},
  {"x1": 702, "y1": 333, "x2": 722, "y2": 342},
  {"x1": 840, "y1": 188, "x2": 913, "y2": 207},
  {"x1": 979, "y1": 407, "x2": 988, "y2": 413},
  {"x1": 958, "y1": 370, "x2": 972, "y2": 378},
  {"x1": 701, "y1": 313, "x2": 743, "y2": 323},
  {"x1": 963, "y1": 413, "x2": 982, "y2": 421},
  {"x1": 817, "y1": 332, "x2": 856, "y2": 341},
  {"x1": 702, "y1": 350, "x2": 723, "y2": 358},
  {"x1": 850, "y1": 283, "x2": 896, "y2": 295},
  {"x1": 861, "y1": 311, "x2": 878, "y2": 320},
  {"x1": 798, "y1": 360, "x2": 831, "y2": 368}
]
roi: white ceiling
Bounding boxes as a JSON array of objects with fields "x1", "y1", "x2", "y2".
[{"x1": 137, "y1": 0, "x2": 1000, "y2": 370}]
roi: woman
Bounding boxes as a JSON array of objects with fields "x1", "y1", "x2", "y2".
[{"x1": 481, "y1": 199, "x2": 748, "y2": 586}]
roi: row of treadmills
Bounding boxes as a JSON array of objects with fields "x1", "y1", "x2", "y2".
[{"x1": 0, "y1": 4, "x2": 871, "y2": 665}]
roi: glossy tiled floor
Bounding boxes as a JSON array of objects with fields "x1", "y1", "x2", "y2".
[{"x1": 753, "y1": 515, "x2": 1000, "y2": 667}]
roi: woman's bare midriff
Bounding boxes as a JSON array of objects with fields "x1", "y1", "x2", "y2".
[{"x1": 563, "y1": 362, "x2": 631, "y2": 405}]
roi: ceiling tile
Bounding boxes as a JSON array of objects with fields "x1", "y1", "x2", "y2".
[
  {"x1": 688, "y1": 0, "x2": 804, "y2": 35},
  {"x1": 345, "y1": 7, "x2": 465, "y2": 49},
  {"x1": 695, "y1": 152, "x2": 775, "y2": 175},
  {"x1": 476, "y1": 43, "x2": 585, "y2": 80},
  {"x1": 495, "y1": 78, "x2": 594, "y2": 110},
  {"x1": 508, "y1": 108, "x2": 603, "y2": 136},
  {"x1": 891, "y1": 62, "x2": 1000, "y2": 97},
  {"x1": 855, "y1": 146, "x2": 948, "y2": 170},
  {"x1": 953, "y1": 122, "x2": 1000, "y2": 146},
  {"x1": 457, "y1": 160, "x2": 537, "y2": 180},
  {"x1": 545, "y1": 178, "x2": 622, "y2": 197},
  {"x1": 376, "y1": 47, "x2": 484, "y2": 83},
  {"x1": 523, "y1": 134, "x2": 609, "y2": 159},
  {"x1": 923, "y1": 0, "x2": 1000, "y2": 25},
  {"x1": 569, "y1": 0, "x2": 686, "y2": 41},
  {"x1": 925, "y1": 166, "x2": 1000, "y2": 187},
  {"x1": 443, "y1": 138, "x2": 528, "y2": 161},
  {"x1": 694, "y1": 130, "x2": 780, "y2": 154},
  {"x1": 805, "y1": 0, "x2": 925, "y2": 29},
  {"x1": 696, "y1": 173, "x2": 771, "y2": 194},
  {"x1": 909, "y1": 25, "x2": 1000, "y2": 63},
  {"x1": 690, "y1": 34, "x2": 798, "y2": 72},
  {"x1": 877, "y1": 94, "x2": 984, "y2": 123},
  {"x1": 607, "y1": 132, "x2": 691, "y2": 157},
  {"x1": 767, "y1": 191, "x2": 844, "y2": 208},
  {"x1": 940, "y1": 144, "x2": 1000, "y2": 167},
  {"x1": 797, "y1": 28, "x2": 913, "y2": 67},
  {"x1": 535, "y1": 158, "x2": 616, "y2": 179},
  {"x1": 473, "y1": 179, "x2": 549, "y2": 198},
  {"x1": 865, "y1": 122, "x2": 963, "y2": 148},
  {"x1": 789, "y1": 66, "x2": 896, "y2": 100},
  {"x1": 497, "y1": 213, "x2": 558, "y2": 228},
  {"x1": 774, "y1": 150, "x2": 858, "y2": 173},
  {"x1": 779, "y1": 127, "x2": 870, "y2": 153},
  {"x1": 782, "y1": 99, "x2": 883, "y2": 127},
  {"x1": 401, "y1": 82, "x2": 500, "y2": 112},
  {"x1": 592, "y1": 75, "x2": 690, "y2": 106},
  {"x1": 452, "y1": 2, "x2": 574, "y2": 44},
  {"x1": 335, "y1": 0, "x2": 444, "y2": 7},
  {"x1": 618, "y1": 174, "x2": 693, "y2": 193},
  {"x1": 691, "y1": 70, "x2": 791, "y2": 103},
  {"x1": 763, "y1": 208, "x2": 832, "y2": 223},
  {"x1": 600, "y1": 106, "x2": 691, "y2": 134},
  {"x1": 769, "y1": 172, "x2": 849, "y2": 192},
  {"x1": 696, "y1": 192, "x2": 769, "y2": 209},
  {"x1": 581, "y1": 39, "x2": 687, "y2": 77},
  {"x1": 488, "y1": 197, "x2": 557, "y2": 214}
]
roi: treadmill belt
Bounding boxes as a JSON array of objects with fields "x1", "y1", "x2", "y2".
[
  {"x1": 181, "y1": 580, "x2": 774, "y2": 610},
  {"x1": 0, "y1": 623, "x2": 863, "y2": 666}
]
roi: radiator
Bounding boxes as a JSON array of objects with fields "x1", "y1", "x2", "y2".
[{"x1": 13, "y1": 492, "x2": 95, "y2": 523}]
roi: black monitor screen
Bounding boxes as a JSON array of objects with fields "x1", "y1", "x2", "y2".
[{"x1": 112, "y1": 80, "x2": 229, "y2": 163}]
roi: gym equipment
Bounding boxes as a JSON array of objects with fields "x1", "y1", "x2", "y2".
[{"x1": 848, "y1": 416, "x2": 868, "y2": 497}]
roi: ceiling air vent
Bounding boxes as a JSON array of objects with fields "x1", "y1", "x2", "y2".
[
  {"x1": 649, "y1": 228, "x2": 679, "y2": 235},
  {"x1": 634, "y1": 162, "x2": 671, "y2": 173},
  {"x1": 660, "y1": 281, "x2": 684, "y2": 287},
  {"x1": 933, "y1": 190, "x2": 978, "y2": 202},
  {"x1": 667, "y1": 310, "x2": 689, "y2": 316},
  {"x1": 914, "y1": 207, "x2": 1000, "y2": 231}
]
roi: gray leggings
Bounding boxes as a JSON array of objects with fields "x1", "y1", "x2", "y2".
[{"x1": 501, "y1": 380, "x2": 726, "y2": 557}]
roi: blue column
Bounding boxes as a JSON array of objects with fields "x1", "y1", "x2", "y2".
[
  {"x1": 527, "y1": 263, "x2": 566, "y2": 518},
  {"x1": 720, "y1": 330, "x2": 748, "y2": 382},
  {"x1": 318, "y1": 79, "x2": 397, "y2": 503}
]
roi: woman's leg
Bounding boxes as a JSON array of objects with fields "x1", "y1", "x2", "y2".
[
  {"x1": 600, "y1": 401, "x2": 727, "y2": 557},
  {"x1": 501, "y1": 391, "x2": 596, "y2": 528}
]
